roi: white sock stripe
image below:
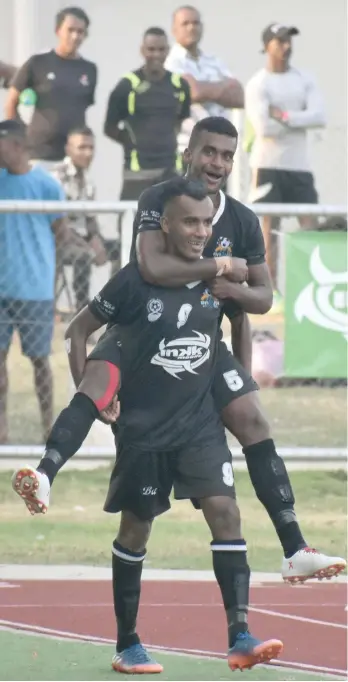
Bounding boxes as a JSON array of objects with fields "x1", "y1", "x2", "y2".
[
  {"x1": 211, "y1": 544, "x2": 247, "y2": 552},
  {"x1": 112, "y1": 546, "x2": 145, "y2": 563}
]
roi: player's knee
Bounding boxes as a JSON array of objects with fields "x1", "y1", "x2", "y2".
[
  {"x1": 78, "y1": 359, "x2": 120, "y2": 412},
  {"x1": 201, "y1": 496, "x2": 242, "y2": 541},
  {"x1": 116, "y1": 510, "x2": 152, "y2": 553},
  {"x1": 222, "y1": 393, "x2": 270, "y2": 446}
]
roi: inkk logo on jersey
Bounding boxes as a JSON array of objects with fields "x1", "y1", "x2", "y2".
[
  {"x1": 147, "y1": 298, "x2": 164, "y2": 322},
  {"x1": 151, "y1": 331, "x2": 211, "y2": 379},
  {"x1": 294, "y1": 247, "x2": 348, "y2": 340},
  {"x1": 213, "y1": 236, "x2": 232, "y2": 258},
  {"x1": 177, "y1": 304, "x2": 192, "y2": 329},
  {"x1": 201, "y1": 288, "x2": 220, "y2": 309}
]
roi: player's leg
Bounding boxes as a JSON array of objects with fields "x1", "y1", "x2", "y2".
[
  {"x1": 105, "y1": 447, "x2": 170, "y2": 674},
  {"x1": 0, "y1": 299, "x2": 16, "y2": 442},
  {"x1": 213, "y1": 342, "x2": 346, "y2": 582},
  {"x1": 12, "y1": 329, "x2": 121, "y2": 514},
  {"x1": 174, "y1": 439, "x2": 283, "y2": 671}
]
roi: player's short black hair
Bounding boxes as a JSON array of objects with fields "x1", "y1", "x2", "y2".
[
  {"x1": 143, "y1": 27, "x2": 167, "y2": 40},
  {"x1": 161, "y1": 177, "x2": 207, "y2": 209},
  {"x1": 55, "y1": 6, "x2": 90, "y2": 30},
  {"x1": 188, "y1": 116, "x2": 238, "y2": 149},
  {"x1": 67, "y1": 126, "x2": 94, "y2": 139}
]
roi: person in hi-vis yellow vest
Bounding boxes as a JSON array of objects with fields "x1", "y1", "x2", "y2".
[{"x1": 104, "y1": 26, "x2": 191, "y2": 202}]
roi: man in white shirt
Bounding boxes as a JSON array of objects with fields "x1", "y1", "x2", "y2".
[
  {"x1": 245, "y1": 24, "x2": 326, "y2": 292},
  {"x1": 165, "y1": 5, "x2": 244, "y2": 153}
]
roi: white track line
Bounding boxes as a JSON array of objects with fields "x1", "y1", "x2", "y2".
[
  {"x1": 0, "y1": 601, "x2": 344, "y2": 609},
  {"x1": 250, "y1": 606, "x2": 347, "y2": 629},
  {"x1": 0, "y1": 619, "x2": 346, "y2": 679}
]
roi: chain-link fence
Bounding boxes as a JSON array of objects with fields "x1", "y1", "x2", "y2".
[{"x1": 0, "y1": 201, "x2": 346, "y2": 457}]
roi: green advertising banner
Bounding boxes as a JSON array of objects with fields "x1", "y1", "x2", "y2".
[{"x1": 284, "y1": 231, "x2": 348, "y2": 378}]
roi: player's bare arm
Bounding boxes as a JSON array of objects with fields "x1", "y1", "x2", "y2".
[
  {"x1": 210, "y1": 263, "x2": 273, "y2": 314},
  {"x1": 137, "y1": 229, "x2": 233, "y2": 286},
  {"x1": 65, "y1": 306, "x2": 105, "y2": 387},
  {"x1": 230, "y1": 313, "x2": 252, "y2": 374}
]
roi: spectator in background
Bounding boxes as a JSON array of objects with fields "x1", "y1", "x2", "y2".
[
  {"x1": 4, "y1": 6, "x2": 97, "y2": 171},
  {"x1": 245, "y1": 23, "x2": 326, "y2": 302},
  {"x1": 104, "y1": 27, "x2": 191, "y2": 201},
  {"x1": 165, "y1": 6, "x2": 244, "y2": 154},
  {"x1": 0, "y1": 61, "x2": 16, "y2": 89},
  {"x1": 53, "y1": 126, "x2": 120, "y2": 311},
  {"x1": 0, "y1": 120, "x2": 71, "y2": 443}
]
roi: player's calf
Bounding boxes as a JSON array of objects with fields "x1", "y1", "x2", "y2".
[
  {"x1": 200, "y1": 495, "x2": 283, "y2": 671},
  {"x1": 112, "y1": 512, "x2": 156, "y2": 667},
  {"x1": 12, "y1": 359, "x2": 121, "y2": 514}
]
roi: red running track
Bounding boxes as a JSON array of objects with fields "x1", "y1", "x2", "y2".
[{"x1": 0, "y1": 580, "x2": 346, "y2": 676}]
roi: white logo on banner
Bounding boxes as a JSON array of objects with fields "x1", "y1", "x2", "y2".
[
  {"x1": 294, "y1": 247, "x2": 348, "y2": 340},
  {"x1": 151, "y1": 331, "x2": 211, "y2": 379}
]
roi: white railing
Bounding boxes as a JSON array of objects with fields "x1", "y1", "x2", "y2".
[
  {"x1": 0, "y1": 200, "x2": 346, "y2": 216},
  {"x1": 0, "y1": 200, "x2": 346, "y2": 463}
]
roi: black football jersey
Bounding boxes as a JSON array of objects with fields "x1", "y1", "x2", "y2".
[{"x1": 89, "y1": 262, "x2": 225, "y2": 451}]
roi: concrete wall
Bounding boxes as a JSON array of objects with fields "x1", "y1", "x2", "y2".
[{"x1": 1, "y1": 0, "x2": 347, "y2": 211}]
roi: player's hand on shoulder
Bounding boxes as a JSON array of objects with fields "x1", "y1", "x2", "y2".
[{"x1": 99, "y1": 395, "x2": 120, "y2": 424}]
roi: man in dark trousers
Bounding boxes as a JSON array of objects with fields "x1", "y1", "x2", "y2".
[
  {"x1": 4, "y1": 6, "x2": 97, "y2": 170},
  {"x1": 104, "y1": 26, "x2": 191, "y2": 201}
]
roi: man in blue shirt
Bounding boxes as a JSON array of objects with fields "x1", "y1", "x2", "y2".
[{"x1": 0, "y1": 119, "x2": 70, "y2": 443}]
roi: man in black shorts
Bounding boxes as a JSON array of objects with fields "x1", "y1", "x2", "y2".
[
  {"x1": 13, "y1": 179, "x2": 283, "y2": 673},
  {"x1": 129, "y1": 116, "x2": 346, "y2": 585},
  {"x1": 14, "y1": 117, "x2": 345, "y2": 588}
]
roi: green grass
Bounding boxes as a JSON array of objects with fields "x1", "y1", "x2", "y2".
[
  {"x1": 0, "y1": 469, "x2": 346, "y2": 570},
  {"x1": 0, "y1": 631, "x2": 337, "y2": 681},
  {"x1": 5, "y1": 324, "x2": 348, "y2": 446}
]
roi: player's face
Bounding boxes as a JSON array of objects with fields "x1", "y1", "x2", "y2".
[
  {"x1": 267, "y1": 36, "x2": 292, "y2": 62},
  {"x1": 141, "y1": 35, "x2": 169, "y2": 73},
  {"x1": 56, "y1": 15, "x2": 88, "y2": 54},
  {"x1": 162, "y1": 195, "x2": 214, "y2": 261},
  {"x1": 173, "y1": 8, "x2": 203, "y2": 49},
  {"x1": 185, "y1": 131, "x2": 237, "y2": 193},
  {"x1": 66, "y1": 134, "x2": 94, "y2": 169}
]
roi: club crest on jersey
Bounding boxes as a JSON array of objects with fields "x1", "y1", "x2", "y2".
[
  {"x1": 213, "y1": 236, "x2": 232, "y2": 258},
  {"x1": 151, "y1": 331, "x2": 211, "y2": 379},
  {"x1": 147, "y1": 298, "x2": 163, "y2": 322},
  {"x1": 201, "y1": 288, "x2": 220, "y2": 309},
  {"x1": 177, "y1": 304, "x2": 192, "y2": 329}
]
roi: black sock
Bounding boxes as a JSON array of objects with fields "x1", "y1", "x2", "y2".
[
  {"x1": 112, "y1": 540, "x2": 145, "y2": 653},
  {"x1": 243, "y1": 439, "x2": 307, "y2": 558},
  {"x1": 211, "y1": 539, "x2": 250, "y2": 649},
  {"x1": 37, "y1": 392, "x2": 99, "y2": 485}
]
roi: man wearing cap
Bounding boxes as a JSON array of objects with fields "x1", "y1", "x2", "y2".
[{"x1": 245, "y1": 23, "x2": 326, "y2": 298}]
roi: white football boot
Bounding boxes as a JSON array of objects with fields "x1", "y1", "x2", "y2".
[
  {"x1": 282, "y1": 547, "x2": 346, "y2": 584},
  {"x1": 12, "y1": 466, "x2": 50, "y2": 515}
]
